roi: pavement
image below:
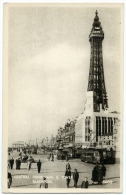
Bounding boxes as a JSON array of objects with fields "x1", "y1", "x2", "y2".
[{"x1": 8, "y1": 151, "x2": 120, "y2": 189}]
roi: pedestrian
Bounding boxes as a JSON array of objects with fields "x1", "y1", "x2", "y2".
[
  {"x1": 97, "y1": 165, "x2": 103, "y2": 185},
  {"x1": 8, "y1": 160, "x2": 11, "y2": 169},
  {"x1": 94, "y1": 162, "x2": 100, "y2": 171},
  {"x1": 61, "y1": 152, "x2": 63, "y2": 161},
  {"x1": 65, "y1": 168, "x2": 71, "y2": 188},
  {"x1": 37, "y1": 159, "x2": 41, "y2": 173},
  {"x1": 15, "y1": 159, "x2": 21, "y2": 170},
  {"x1": 51, "y1": 153, "x2": 54, "y2": 162},
  {"x1": 101, "y1": 164, "x2": 106, "y2": 180},
  {"x1": 81, "y1": 177, "x2": 89, "y2": 188},
  {"x1": 10, "y1": 158, "x2": 14, "y2": 169},
  {"x1": 40, "y1": 177, "x2": 48, "y2": 188},
  {"x1": 18, "y1": 159, "x2": 21, "y2": 169},
  {"x1": 15, "y1": 159, "x2": 18, "y2": 170},
  {"x1": 8, "y1": 172, "x2": 12, "y2": 188},
  {"x1": 66, "y1": 162, "x2": 71, "y2": 170},
  {"x1": 91, "y1": 166, "x2": 98, "y2": 184},
  {"x1": 27, "y1": 160, "x2": 31, "y2": 171},
  {"x1": 48, "y1": 153, "x2": 51, "y2": 161},
  {"x1": 66, "y1": 154, "x2": 68, "y2": 162},
  {"x1": 73, "y1": 169, "x2": 79, "y2": 188}
]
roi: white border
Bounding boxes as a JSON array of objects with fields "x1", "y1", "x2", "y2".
[{"x1": 0, "y1": 0, "x2": 125, "y2": 195}]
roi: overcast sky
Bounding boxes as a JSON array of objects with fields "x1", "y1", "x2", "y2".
[{"x1": 8, "y1": 4, "x2": 123, "y2": 146}]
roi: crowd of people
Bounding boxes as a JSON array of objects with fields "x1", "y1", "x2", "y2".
[{"x1": 7, "y1": 149, "x2": 107, "y2": 189}]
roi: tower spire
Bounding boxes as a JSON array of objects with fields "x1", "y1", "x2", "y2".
[
  {"x1": 95, "y1": 10, "x2": 98, "y2": 16},
  {"x1": 87, "y1": 11, "x2": 108, "y2": 112}
]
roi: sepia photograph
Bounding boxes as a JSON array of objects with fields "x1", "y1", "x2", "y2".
[{"x1": 2, "y1": 3, "x2": 124, "y2": 193}]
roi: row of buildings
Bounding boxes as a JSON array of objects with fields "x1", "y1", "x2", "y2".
[{"x1": 40, "y1": 111, "x2": 120, "y2": 159}]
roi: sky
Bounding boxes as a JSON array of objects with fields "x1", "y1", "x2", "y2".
[{"x1": 7, "y1": 4, "x2": 123, "y2": 146}]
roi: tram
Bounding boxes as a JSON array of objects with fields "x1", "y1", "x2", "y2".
[{"x1": 81, "y1": 148, "x2": 116, "y2": 164}]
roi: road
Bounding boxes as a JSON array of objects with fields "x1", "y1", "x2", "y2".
[{"x1": 8, "y1": 151, "x2": 120, "y2": 189}]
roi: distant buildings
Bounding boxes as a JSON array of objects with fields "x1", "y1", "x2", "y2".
[
  {"x1": 41, "y1": 135, "x2": 57, "y2": 150},
  {"x1": 12, "y1": 141, "x2": 25, "y2": 148}
]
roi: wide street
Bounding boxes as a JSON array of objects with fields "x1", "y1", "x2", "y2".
[{"x1": 8, "y1": 151, "x2": 120, "y2": 189}]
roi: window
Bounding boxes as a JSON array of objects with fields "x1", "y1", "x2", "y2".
[
  {"x1": 102, "y1": 117, "x2": 105, "y2": 135},
  {"x1": 85, "y1": 117, "x2": 91, "y2": 141},
  {"x1": 108, "y1": 117, "x2": 113, "y2": 133},
  {"x1": 111, "y1": 120, "x2": 113, "y2": 133},
  {"x1": 105, "y1": 118, "x2": 107, "y2": 134}
]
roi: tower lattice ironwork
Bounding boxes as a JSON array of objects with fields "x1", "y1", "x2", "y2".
[{"x1": 87, "y1": 10, "x2": 108, "y2": 112}]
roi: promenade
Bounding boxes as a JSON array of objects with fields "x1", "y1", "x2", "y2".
[{"x1": 8, "y1": 151, "x2": 120, "y2": 189}]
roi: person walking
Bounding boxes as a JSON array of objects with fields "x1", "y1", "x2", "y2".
[
  {"x1": 27, "y1": 160, "x2": 31, "y2": 171},
  {"x1": 51, "y1": 153, "x2": 54, "y2": 162},
  {"x1": 8, "y1": 172, "x2": 12, "y2": 188},
  {"x1": 8, "y1": 159, "x2": 11, "y2": 169},
  {"x1": 48, "y1": 153, "x2": 51, "y2": 161},
  {"x1": 15, "y1": 159, "x2": 18, "y2": 170},
  {"x1": 10, "y1": 158, "x2": 14, "y2": 169},
  {"x1": 101, "y1": 164, "x2": 106, "y2": 180},
  {"x1": 40, "y1": 177, "x2": 48, "y2": 188},
  {"x1": 18, "y1": 159, "x2": 21, "y2": 170},
  {"x1": 65, "y1": 168, "x2": 71, "y2": 188},
  {"x1": 66, "y1": 162, "x2": 71, "y2": 170},
  {"x1": 81, "y1": 177, "x2": 89, "y2": 188},
  {"x1": 92, "y1": 166, "x2": 98, "y2": 184},
  {"x1": 97, "y1": 165, "x2": 103, "y2": 185},
  {"x1": 66, "y1": 154, "x2": 68, "y2": 162},
  {"x1": 73, "y1": 169, "x2": 79, "y2": 188},
  {"x1": 16, "y1": 159, "x2": 21, "y2": 170},
  {"x1": 37, "y1": 159, "x2": 42, "y2": 173}
]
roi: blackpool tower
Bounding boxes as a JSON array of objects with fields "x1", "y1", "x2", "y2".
[{"x1": 87, "y1": 10, "x2": 108, "y2": 112}]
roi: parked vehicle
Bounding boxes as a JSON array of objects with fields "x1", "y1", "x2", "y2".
[
  {"x1": 81, "y1": 148, "x2": 115, "y2": 164},
  {"x1": 57, "y1": 150, "x2": 71, "y2": 160}
]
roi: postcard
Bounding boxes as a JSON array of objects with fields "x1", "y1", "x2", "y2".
[{"x1": 2, "y1": 3, "x2": 124, "y2": 193}]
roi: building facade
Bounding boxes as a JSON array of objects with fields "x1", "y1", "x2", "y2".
[{"x1": 12, "y1": 141, "x2": 25, "y2": 148}]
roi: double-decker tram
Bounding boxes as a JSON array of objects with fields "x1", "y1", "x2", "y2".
[{"x1": 81, "y1": 148, "x2": 115, "y2": 164}]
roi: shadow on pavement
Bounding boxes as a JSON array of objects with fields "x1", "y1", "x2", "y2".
[
  {"x1": 105, "y1": 177, "x2": 120, "y2": 180},
  {"x1": 12, "y1": 184, "x2": 36, "y2": 187},
  {"x1": 12, "y1": 174, "x2": 29, "y2": 176}
]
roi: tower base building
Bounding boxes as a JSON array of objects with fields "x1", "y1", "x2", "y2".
[{"x1": 75, "y1": 11, "x2": 120, "y2": 156}]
